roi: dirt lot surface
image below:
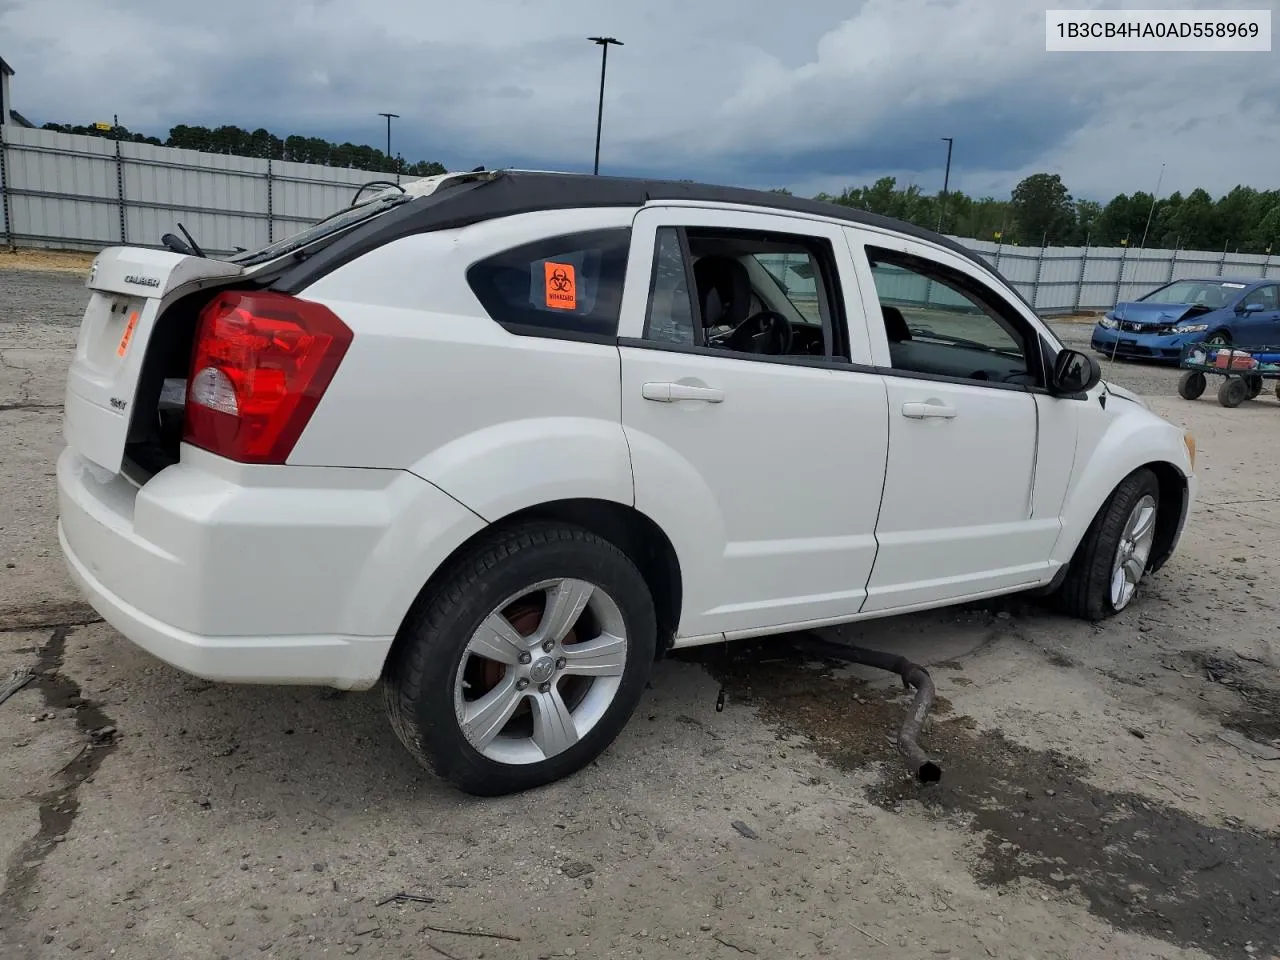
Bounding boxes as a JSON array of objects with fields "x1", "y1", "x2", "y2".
[
  {"x1": 0, "y1": 249, "x2": 97, "y2": 275},
  {"x1": 2, "y1": 267, "x2": 1278, "y2": 960}
]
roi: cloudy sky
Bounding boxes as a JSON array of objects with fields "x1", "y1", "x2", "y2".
[{"x1": 2, "y1": 0, "x2": 1276, "y2": 202}]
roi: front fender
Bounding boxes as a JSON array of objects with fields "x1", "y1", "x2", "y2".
[{"x1": 1051, "y1": 404, "x2": 1193, "y2": 567}]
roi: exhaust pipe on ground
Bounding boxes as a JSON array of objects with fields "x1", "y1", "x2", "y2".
[{"x1": 793, "y1": 634, "x2": 942, "y2": 784}]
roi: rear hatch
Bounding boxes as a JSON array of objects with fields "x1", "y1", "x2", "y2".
[{"x1": 64, "y1": 247, "x2": 243, "y2": 474}]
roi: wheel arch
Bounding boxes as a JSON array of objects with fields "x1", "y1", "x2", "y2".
[
  {"x1": 1056, "y1": 458, "x2": 1189, "y2": 576},
  {"x1": 383, "y1": 498, "x2": 684, "y2": 678},
  {"x1": 1144, "y1": 459, "x2": 1190, "y2": 574}
]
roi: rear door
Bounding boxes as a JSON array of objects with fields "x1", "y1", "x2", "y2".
[
  {"x1": 64, "y1": 248, "x2": 242, "y2": 474},
  {"x1": 616, "y1": 204, "x2": 890, "y2": 641}
]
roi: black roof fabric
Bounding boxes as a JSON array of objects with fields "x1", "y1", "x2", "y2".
[
  {"x1": 429, "y1": 171, "x2": 986, "y2": 268},
  {"x1": 275, "y1": 169, "x2": 1009, "y2": 299}
]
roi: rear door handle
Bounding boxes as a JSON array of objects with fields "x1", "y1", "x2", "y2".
[
  {"x1": 902, "y1": 400, "x2": 957, "y2": 419},
  {"x1": 642, "y1": 382, "x2": 725, "y2": 403}
]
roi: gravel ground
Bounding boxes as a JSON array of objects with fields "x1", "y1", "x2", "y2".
[{"x1": 2, "y1": 266, "x2": 1279, "y2": 960}]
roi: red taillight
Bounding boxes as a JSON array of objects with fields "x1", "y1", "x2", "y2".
[{"x1": 183, "y1": 290, "x2": 352, "y2": 464}]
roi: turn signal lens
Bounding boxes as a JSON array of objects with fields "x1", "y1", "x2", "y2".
[{"x1": 1183, "y1": 431, "x2": 1196, "y2": 471}]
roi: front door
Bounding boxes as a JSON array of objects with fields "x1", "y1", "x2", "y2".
[
  {"x1": 1234, "y1": 283, "x2": 1280, "y2": 347},
  {"x1": 615, "y1": 205, "x2": 890, "y2": 641},
  {"x1": 844, "y1": 230, "x2": 1062, "y2": 612}
]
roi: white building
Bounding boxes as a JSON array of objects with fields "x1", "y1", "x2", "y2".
[{"x1": 1, "y1": 56, "x2": 35, "y2": 127}]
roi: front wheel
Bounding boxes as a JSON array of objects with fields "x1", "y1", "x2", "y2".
[
  {"x1": 1054, "y1": 468, "x2": 1160, "y2": 621},
  {"x1": 383, "y1": 522, "x2": 658, "y2": 796}
]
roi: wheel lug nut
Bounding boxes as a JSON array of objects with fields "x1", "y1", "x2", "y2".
[
  {"x1": 556, "y1": 657, "x2": 567, "y2": 670},
  {"x1": 518, "y1": 652, "x2": 532, "y2": 664},
  {"x1": 542, "y1": 640, "x2": 555, "y2": 653},
  {"x1": 538, "y1": 682, "x2": 551, "y2": 694},
  {"x1": 516, "y1": 678, "x2": 529, "y2": 691}
]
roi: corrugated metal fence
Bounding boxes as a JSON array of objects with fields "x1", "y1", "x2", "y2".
[
  {"x1": 955, "y1": 237, "x2": 1280, "y2": 315},
  {"x1": 0, "y1": 125, "x2": 380, "y2": 257},
  {"x1": 4, "y1": 124, "x2": 1280, "y2": 313}
]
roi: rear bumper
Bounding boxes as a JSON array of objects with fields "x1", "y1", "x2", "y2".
[
  {"x1": 59, "y1": 521, "x2": 387, "y2": 688},
  {"x1": 56, "y1": 446, "x2": 485, "y2": 689}
]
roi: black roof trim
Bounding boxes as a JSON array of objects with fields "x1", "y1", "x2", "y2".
[
  {"x1": 0, "y1": 56, "x2": 13, "y2": 77},
  {"x1": 274, "y1": 169, "x2": 1001, "y2": 296}
]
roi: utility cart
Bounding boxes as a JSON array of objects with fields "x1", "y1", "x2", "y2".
[{"x1": 1177, "y1": 342, "x2": 1280, "y2": 408}]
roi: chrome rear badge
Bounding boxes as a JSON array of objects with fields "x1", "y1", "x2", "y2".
[{"x1": 124, "y1": 274, "x2": 161, "y2": 288}]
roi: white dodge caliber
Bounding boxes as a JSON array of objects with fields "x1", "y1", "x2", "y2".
[{"x1": 57, "y1": 170, "x2": 1197, "y2": 795}]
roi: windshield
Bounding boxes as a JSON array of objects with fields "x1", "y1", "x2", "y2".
[
  {"x1": 1141, "y1": 279, "x2": 1241, "y2": 309},
  {"x1": 228, "y1": 192, "x2": 412, "y2": 267},
  {"x1": 752, "y1": 253, "x2": 822, "y2": 324}
]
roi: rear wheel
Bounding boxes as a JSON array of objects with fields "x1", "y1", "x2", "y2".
[
  {"x1": 1054, "y1": 468, "x2": 1160, "y2": 621},
  {"x1": 1219, "y1": 376, "x2": 1249, "y2": 408},
  {"x1": 1177, "y1": 371, "x2": 1206, "y2": 400},
  {"x1": 1246, "y1": 375, "x2": 1264, "y2": 399},
  {"x1": 383, "y1": 522, "x2": 657, "y2": 796}
]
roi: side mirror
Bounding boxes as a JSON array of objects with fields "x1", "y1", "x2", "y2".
[
  {"x1": 1050, "y1": 349, "x2": 1102, "y2": 396},
  {"x1": 1241, "y1": 302, "x2": 1265, "y2": 314}
]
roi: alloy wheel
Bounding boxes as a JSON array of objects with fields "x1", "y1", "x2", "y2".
[
  {"x1": 453, "y1": 578, "x2": 628, "y2": 765},
  {"x1": 1110, "y1": 494, "x2": 1157, "y2": 610}
]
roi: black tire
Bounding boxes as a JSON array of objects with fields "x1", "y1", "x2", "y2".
[
  {"x1": 383, "y1": 521, "x2": 657, "y2": 797},
  {"x1": 1206, "y1": 331, "x2": 1231, "y2": 346},
  {"x1": 1054, "y1": 468, "x2": 1160, "y2": 622},
  {"x1": 1246, "y1": 374, "x2": 1263, "y2": 399},
  {"x1": 1218, "y1": 376, "x2": 1249, "y2": 408},
  {"x1": 1177, "y1": 371, "x2": 1206, "y2": 400}
]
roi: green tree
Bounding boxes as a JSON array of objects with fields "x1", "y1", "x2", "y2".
[
  {"x1": 1073, "y1": 199, "x2": 1103, "y2": 244},
  {"x1": 41, "y1": 121, "x2": 162, "y2": 145},
  {"x1": 1009, "y1": 173, "x2": 1075, "y2": 244},
  {"x1": 50, "y1": 118, "x2": 447, "y2": 176},
  {"x1": 1165, "y1": 188, "x2": 1217, "y2": 249}
]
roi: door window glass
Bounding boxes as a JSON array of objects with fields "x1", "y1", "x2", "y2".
[{"x1": 865, "y1": 247, "x2": 1036, "y2": 387}]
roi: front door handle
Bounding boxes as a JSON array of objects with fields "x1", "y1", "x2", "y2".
[
  {"x1": 642, "y1": 382, "x2": 725, "y2": 403},
  {"x1": 902, "y1": 400, "x2": 957, "y2": 419}
]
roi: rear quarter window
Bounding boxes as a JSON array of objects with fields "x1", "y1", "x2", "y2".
[{"x1": 466, "y1": 228, "x2": 632, "y2": 338}]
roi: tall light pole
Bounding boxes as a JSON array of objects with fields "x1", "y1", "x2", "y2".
[
  {"x1": 588, "y1": 36, "x2": 623, "y2": 175},
  {"x1": 936, "y1": 137, "x2": 954, "y2": 233},
  {"x1": 377, "y1": 112, "x2": 400, "y2": 174}
]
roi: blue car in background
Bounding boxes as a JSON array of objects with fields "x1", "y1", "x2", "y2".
[{"x1": 1091, "y1": 276, "x2": 1280, "y2": 361}]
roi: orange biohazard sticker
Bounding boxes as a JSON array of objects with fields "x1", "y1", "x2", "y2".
[
  {"x1": 117, "y1": 311, "x2": 140, "y2": 357},
  {"x1": 543, "y1": 262, "x2": 577, "y2": 310}
]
